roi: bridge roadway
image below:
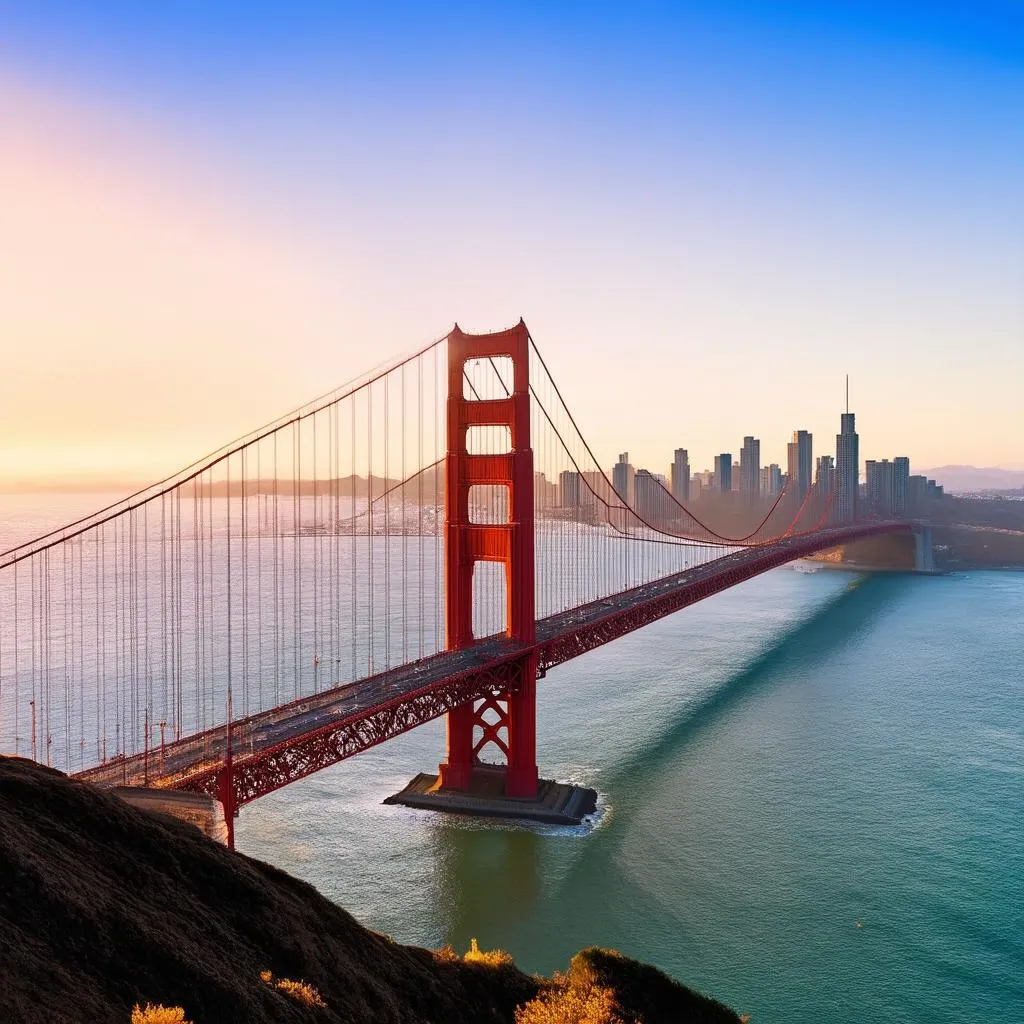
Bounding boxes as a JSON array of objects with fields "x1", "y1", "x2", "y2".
[{"x1": 75, "y1": 522, "x2": 912, "y2": 799}]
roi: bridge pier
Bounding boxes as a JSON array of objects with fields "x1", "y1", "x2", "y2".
[
  {"x1": 504, "y1": 653, "x2": 539, "y2": 798},
  {"x1": 437, "y1": 659, "x2": 538, "y2": 798},
  {"x1": 216, "y1": 761, "x2": 236, "y2": 852},
  {"x1": 914, "y1": 524, "x2": 935, "y2": 573}
]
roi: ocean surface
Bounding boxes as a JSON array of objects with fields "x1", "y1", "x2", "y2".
[{"x1": 237, "y1": 565, "x2": 1023, "y2": 1024}]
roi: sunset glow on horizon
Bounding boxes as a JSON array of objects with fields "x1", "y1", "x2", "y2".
[{"x1": 2, "y1": 3, "x2": 1022, "y2": 490}]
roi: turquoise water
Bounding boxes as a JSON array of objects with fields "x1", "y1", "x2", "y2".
[{"x1": 238, "y1": 567, "x2": 1023, "y2": 1023}]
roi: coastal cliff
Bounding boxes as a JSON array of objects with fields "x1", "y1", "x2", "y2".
[{"x1": 0, "y1": 758, "x2": 742, "y2": 1024}]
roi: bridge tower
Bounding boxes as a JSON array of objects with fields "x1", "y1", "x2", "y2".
[{"x1": 439, "y1": 320, "x2": 539, "y2": 798}]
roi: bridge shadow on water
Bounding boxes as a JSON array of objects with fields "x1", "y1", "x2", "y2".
[
  {"x1": 421, "y1": 572, "x2": 916, "y2": 960},
  {"x1": 429, "y1": 824, "x2": 544, "y2": 954},
  {"x1": 608, "y1": 571, "x2": 915, "y2": 790}
]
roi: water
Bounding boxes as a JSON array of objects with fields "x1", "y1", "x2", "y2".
[
  {"x1": 236, "y1": 566, "x2": 1023, "y2": 1023},
  {"x1": 4, "y1": 496, "x2": 1022, "y2": 1020},
  {"x1": 0, "y1": 490, "x2": 721, "y2": 772}
]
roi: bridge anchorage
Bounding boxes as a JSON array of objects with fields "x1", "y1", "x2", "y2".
[{"x1": 0, "y1": 317, "x2": 932, "y2": 849}]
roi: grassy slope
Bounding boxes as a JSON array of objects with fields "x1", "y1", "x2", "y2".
[{"x1": 0, "y1": 758, "x2": 741, "y2": 1024}]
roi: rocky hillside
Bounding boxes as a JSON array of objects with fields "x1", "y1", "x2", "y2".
[{"x1": 0, "y1": 758, "x2": 742, "y2": 1023}]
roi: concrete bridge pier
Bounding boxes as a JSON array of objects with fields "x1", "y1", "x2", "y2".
[{"x1": 914, "y1": 524, "x2": 935, "y2": 573}]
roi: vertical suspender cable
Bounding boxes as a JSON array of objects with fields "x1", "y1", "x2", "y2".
[
  {"x1": 351, "y1": 398, "x2": 357, "y2": 681},
  {"x1": 293, "y1": 420, "x2": 299, "y2": 697},
  {"x1": 384, "y1": 373, "x2": 390, "y2": 668},
  {"x1": 367, "y1": 381, "x2": 373, "y2": 674},
  {"x1": 312, "y1": 414, "x2": 319, "y2": 691},
  {"x1": 242, "y1": 446, "x2": 248, "y2": 716},
  {"x1": 401, "y1": 363, "x2": 407, "y2": 665}
]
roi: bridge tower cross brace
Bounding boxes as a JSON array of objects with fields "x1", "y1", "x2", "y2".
[{"x1": 438, "y1": 320, "x2": 539, "y2": 798}]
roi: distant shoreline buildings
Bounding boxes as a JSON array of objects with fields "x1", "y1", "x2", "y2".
[{"x1": 593, "y1": 385, "x2": 945, "y2": 525}]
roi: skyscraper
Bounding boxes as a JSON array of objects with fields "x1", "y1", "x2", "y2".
[
  {"x1": 760, "y1": 463, "x2": 783, "y2": 498},
  {"x1": 866, "y1": 459, "x2": 895, "y2": 516},
  {"x1": 866, "y1": 456, "x2": 911, "y2": 517},
  {"x1": 835, "y1": 410, "x2": 859, "y2": 522},
  {"x1": 815, "y1": 454, "x2": 835, "y2": 495},
  {"x1": 612, "y1": 452, "x2": 634, "y2": 505},
  {"x1": 909, "y1": 473, "x2": 941, "y2": 514},
  {"x1": 535, "y1": 470, "x2": 557, "y2": 510},
  {"x1": 671, "y1": 448, "x2": 690, "y2": 503},
  {"x1": 788, "y1": 430, "x2": 813, "y2": 500},
  {"x1": 740, "y1": 436, "x2": 760, "y2": 503},
  {"x1": 634, "y1": 469, "x2": 664, "y2": 522},
  {"x1": 559, "y1": 469, "x2": 582, "y2": 509},
  {"x1": 714, "y1": 453, "x2": 732, "y2": 494},
  {"x1": 893, "y1": 456, "x2": 910, "y2": 517}
]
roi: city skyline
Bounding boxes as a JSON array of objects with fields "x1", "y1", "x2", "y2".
[
  {"x1": 1, "y1": 3, "x2": 1022, "y2": 487},
  {"x1": 603, "y1": 394, "x2": 957, "y2": 522},
  {"x1": 614, "y1": 404, "x2": 896, "y2": 496}
]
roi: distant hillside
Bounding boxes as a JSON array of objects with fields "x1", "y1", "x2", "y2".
[
  {"x1": 0, "y1": 758, "x2": 743, "y2": 1024},
  {"x1": 922, "y1": 465, "x2": 1024, "y2": 492}
]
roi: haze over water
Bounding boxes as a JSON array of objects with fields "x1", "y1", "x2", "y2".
[
  {"x1": 3, "y1": 493, "x2": 1020, "y2": 1019},
  {"x1": 239, "y1": 566, "x2": 1023, "y2": 1024}
]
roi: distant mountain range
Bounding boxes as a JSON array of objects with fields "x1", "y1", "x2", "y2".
[{"x1": 923, "y1": 466, "x2": 1024, "y2": 492}]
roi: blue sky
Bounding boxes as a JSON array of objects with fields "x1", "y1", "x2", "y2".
[{"x1": 1, "y1": 2, "x2": 1021, "y2": 481}]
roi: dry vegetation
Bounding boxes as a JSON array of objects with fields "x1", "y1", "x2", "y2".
[
  {"x1": 464, "y1": 938, "x2": 515, "y2": 968},
  {"x1": 131, "y1": 1006, "x2": 192, "y2": 1024},
  {"x1": 528, "y1": 949, "x2": 742, "y2": 1024},
  {"x1": 515, "y1": 967, "x2": 622, "y2": 1024},
  {"x1": 260, "y1": 970, "x2": 328, "y2": 1009},
  {"x1": 1, "y1": 758, "x2": 744, "y2": 1023}
]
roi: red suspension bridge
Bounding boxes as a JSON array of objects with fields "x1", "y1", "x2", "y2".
[{"x1": 0, "y1": 322, "x2": 923, "y2": 846}]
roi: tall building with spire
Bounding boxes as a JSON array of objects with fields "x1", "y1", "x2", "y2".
[{"x1": 835, "y1": 378, "x2": 859, "y2": 521}]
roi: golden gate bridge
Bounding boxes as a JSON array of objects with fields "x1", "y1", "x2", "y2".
[{"x1": 0, "y1": 321, "x2": 920, "y2": 847}]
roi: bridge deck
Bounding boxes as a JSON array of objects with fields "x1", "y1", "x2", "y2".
[{"x1": 74, "y1": 523, "x2": 912, "y2": 800}]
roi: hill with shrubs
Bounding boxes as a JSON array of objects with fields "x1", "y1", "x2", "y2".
[{"x1": 0, "y1": 757, "x2": 743, "y2": 1023}]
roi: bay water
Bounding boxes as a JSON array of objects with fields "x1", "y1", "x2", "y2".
[
  {"x1": 3, "y1": 495, "x2": 1021, "y2": 1021},
  {"x1": 239, "y1": 566, "x2": 1022, "y2": 1023}
]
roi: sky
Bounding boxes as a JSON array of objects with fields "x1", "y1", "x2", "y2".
[{"x1": 1, "y1": 1, "x2": 1022, "y2": 487}]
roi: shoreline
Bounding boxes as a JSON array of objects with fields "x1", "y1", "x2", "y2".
[{"x1": 802, "y1": 557, "x2": 1024, "y2": 575}]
